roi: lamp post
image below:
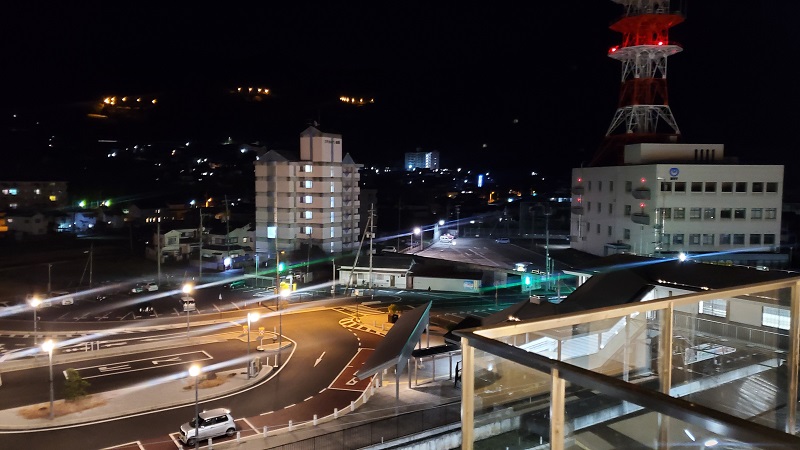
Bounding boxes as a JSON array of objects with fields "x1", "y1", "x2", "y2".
[
  {"x1": 29, "y1": 296, "x2": 41, "y2": 346},
  {"x1": 411, "y1": 227, "x2": 421, "y2": 253},
  {"x1": 183, "y1": 283, "x2": 193, "y2": 338},
  {"x1": 188, "y1": 364, "x2": 201, "y2": 450},
  {"x1": 246, "y1": 312, "x2": 259, "y2": 378},
  {"x1": 278, "y1": 287, "x2": 289, "y2": 365},
  {"x1": 42, "y1": 339, "x2": 55, "y2": 420}
]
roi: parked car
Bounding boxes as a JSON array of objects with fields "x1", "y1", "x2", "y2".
[
  {"x1": 131, "y1": 282, "x2": 159, "y2": 293},
  {"x1": 382, "y1": 246, "x2": 397, "y2": 253},
  {"x1": 179, "y1": 408, "x2": 237, "y2": 446},
  {"x1": 181, "y1": 296, "x2": 196, "y2": 312},
  {"x1": 495, "y1": 237, "x2": 510, "y2": 244}
]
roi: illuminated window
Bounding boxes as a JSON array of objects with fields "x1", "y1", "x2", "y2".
[
  {"x1": 303, "y1": 195, "x2": 313, "y2": 204},
  {"x1": 303, "y1": 164, "x2": 312, "y2": 173},
  {"x1": 303, "y1": 180, "x2": 313, "y2": 189},
  {"x1": 304, "y1": 226, "x2": 312, "y2": 235},
  {"x1": 303, "y1": 211, "x2": 312, "y2": 219},
  {"x1": 673, "y1": 207, "x2": 685, "y2": 220},
  {"x1": 34, "y1": 189, "x2": 41, "y2": 195},
  {"x1": 763, "y1": 306, "x2": 789, "y2": 330},
  {"x1": 703, "y1": 208, "x2": 715, "y2": 220},
  {"x1": 699, "y1": 299, "x2": 727, "y2": 318},
  {"x1": 49, "y1": 195, "x2": 57, "y2": 202}
]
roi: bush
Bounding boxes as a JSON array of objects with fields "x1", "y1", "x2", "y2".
[{"x1": 64, "y1": 368, "x2": 90, "y2": 402}]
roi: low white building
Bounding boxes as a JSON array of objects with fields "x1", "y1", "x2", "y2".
[{"x1": 571, "y1": 143, "x2": 786, "y2": 267}]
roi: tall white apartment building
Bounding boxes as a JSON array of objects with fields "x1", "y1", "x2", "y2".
[
  {"x1": 570, "y1": 143, "x2": 786, "y2": 266},
  {"x1": 255, "y1": 126, "x2": 361, "y2": 258},
  {"x1": 404, "y1": 149, "x2": 440, "y2": 171}
]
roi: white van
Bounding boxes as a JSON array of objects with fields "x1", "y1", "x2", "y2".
[
  {"x1": 181, "y1": 296, "x2": 196, "y2": 312},
  {"x1": 179, "y1": 408, "x2": 236, "y2": 446}
]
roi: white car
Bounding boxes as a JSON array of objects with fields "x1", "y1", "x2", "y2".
[
  {"x1": 495, "y1": 237, "x2": 510, "y2": 244},
  {"x1": 131, "y1": 282, "x2": 159, "y2": 293},
  {"x1": 179, "y1": 408, "x2": 236, "y2": 446}
]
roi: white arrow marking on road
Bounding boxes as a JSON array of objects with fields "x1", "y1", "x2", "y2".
[
  {"x1": 314, "y1": 351, "x2": 326, "y2": 367},
  {"x1": 345, "y1": 377, "x2": 358, "y2": 385},
  {"x1": 152, "y1": 357, "x2": 182, "y2": 365},
  {"x1": 98, "y1": 364, "x2": 131, "y2": 372}
]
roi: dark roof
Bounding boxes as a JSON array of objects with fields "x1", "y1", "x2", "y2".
[{"x1": 339, "y1": 254, "x2": 416, "y2": 270}]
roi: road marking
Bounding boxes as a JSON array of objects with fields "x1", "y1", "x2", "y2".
[
  {"x1": 152, "y1": 357, "x2": 182, "y2": 365},
  {"x1": 241, "y1": 417, "x2": 258, "y2": 431},
  {"x1": 98, "y1": 364, "x2": 131, "y2": 372},
  {"x1": 345, "y1": 377, "x2": 358, "y2": 385},
  {"x1": 118, "y1": 312, "x2": 133, "y2": 320},
  {"x1": 100, "y1": 440, "x2": 145, "y2": 449},
  {"x1": 284, "y1": 403, "x2": 296, "y2": 409},
  {"x1": 229, "y1": 302, "x2": 240, "y2": 310},
  {"x1": 314, "y1": 351, "x2": 325, "y2": 367},
  {"x1": 304, "y1": 396, "x2": 313, "y2": 402}
]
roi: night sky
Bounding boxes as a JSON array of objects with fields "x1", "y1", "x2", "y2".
[{"x1": 2, "y1": 1, "x2": 799, "y2": 188}]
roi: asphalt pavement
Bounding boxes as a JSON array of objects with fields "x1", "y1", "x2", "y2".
[{"x1": 0, "y1": 313, "x2": 463, "y2": 449}]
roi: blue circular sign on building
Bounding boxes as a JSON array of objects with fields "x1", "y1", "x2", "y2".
[{"x1": 669, "y1": 167, "x2": 680, "y2": 177}]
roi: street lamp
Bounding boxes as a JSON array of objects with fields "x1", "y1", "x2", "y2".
[
  {"x1": 246, "y1": 312, "x2": 259, "y2": 378},
  {"x1": 411, "y1": 227, "x2": 421, "y2": 252},
  {"x1": 42, "y1": 339, "x2": 55, "y2": 420},
  {"x1": 278, "y1": 288, "x2": 289, "y2": 365},
  {"x1": 188, "y1": 364, "x2": 201, "y2": 450},
  {"x1": 183, "y1": 283, "x2": 193, "y2": 338},
  {"x1": 29, "y1": 296, "x2": 41, "y2": 346}
]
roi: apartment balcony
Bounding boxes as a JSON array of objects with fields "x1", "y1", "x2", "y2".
[
  {"x1": 572, "y1": 185, "x2": 584, "y2": 196},
  {"x1": 632, "y1": 187, "x2": 651, "y2": 200},
  {"x1": 571, "y1": 206, "x2": 584, "y2": 215},
  {"x1": 631, "y1": 212, "x2": 650, "y2": 225}
]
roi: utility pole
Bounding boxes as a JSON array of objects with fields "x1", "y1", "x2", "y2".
[
  {"x1": 156, "y1": 217, "x2": 161, "y2": 285},
  {"x1": 368, "y1": 204, "x2": 375, "y2": 301},
  {"x1": 47, "y1": 264, "x2": 52, "y2": 295},
  {"x1": 89, "y1": 242, "x2": 93, "y2": 288},
  {"x1": 455, "y1": 205, "x2": 461, "y2": 237},
  {"x1": 198, "y1": 207, "x2": 204, "y2": 281},
  {"x1": 224, "y1": 195, "x2": 230, "y2": 268}
]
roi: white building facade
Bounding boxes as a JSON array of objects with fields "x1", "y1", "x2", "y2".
[
  {"x1": 255, "y1": 126, "x2": 361, "y2": 258},
  {"x1": 571, "y1": 143, "x2": 785, "y2": 266}
]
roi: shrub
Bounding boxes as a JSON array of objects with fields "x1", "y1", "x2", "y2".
[{"x1": 64, "y1": 368, "x2": 90, "y2": 402}]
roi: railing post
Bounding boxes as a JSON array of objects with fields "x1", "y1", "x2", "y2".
[
  {"x1": 461, "y1": 339, "x2": 475, "y2": 450},
  {"x1": 788, "y1": 280, "x2": 800, "y2": 433},
  {"x1": 550, "y1": 367, "x2": 565, "y2": 450}
]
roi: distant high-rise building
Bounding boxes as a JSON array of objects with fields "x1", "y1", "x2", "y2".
[
  {"x1": 404, "y1": 149, "x2": 439, "y2": 171},
  {"x1": 254, "y1": 126, "x2": 361, "y2": 259}
]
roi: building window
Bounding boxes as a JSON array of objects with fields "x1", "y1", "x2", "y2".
[
  {"x1": 705, "y1": 182, "x2": 717, "y2": 193},
  {"x1": 702, "y1": 234, "x2": 714, "y2": 245},
  {"x1": 733, "y1": 234, "x2": 745, "y2": 245},
  {"x1": 660, "y1": 181, "x2": 672, "y2": 192},
  {"x1": 596, "y1": 202, "x2": 601, "y2": 213},
  {"x1": 691, "y1": 182, "x2": 703, "y2": 192},
  {"x1": 596, "y1": 224, "x2": 600, "y2": 234},
  {"x1": 735, "y1": 182, "x2": 747, "y2": 193},
  {"x1": 703, "y1": 208, "x2": 716, "y2": 220},
  {"x1": 330, "y1": 227, "x2": 335, "y2": 238},
  {"x1": 751, "y1": 208, "x2": 763, "y2": 220},
  {"x1": 624, "y1": 228, "x2": 630, "y2": 239},
  {"x1": 734, "y1": 208, "x2": 746, "y2": 219},
  {"x1": 330, "y1": 182, "x2": 335, "y2": 193},
  {"x1": 764, "y1": 234, "x2": 776, "y2": 245},
  {"x1": 625, "y1": 181, "x2": 632, "y2": 193},
  {"x1": 689, "y1": 234, "x2": 701, "y2": 245},
  {"x1": 767, "y1": 182, "x2": 778, "y2": 193},
  {"x1": 587, "y1": 201, "x2": 591, "y2": 212},
  {"x1": 598, "y1": 181, "x2": 602, "y2": 192},
  {"x1": 303, "y1": 180, "x2": 313, "y2": 189},
  {"x1": 304, "y1": 226, "x2": 312, "y2": 235},
  {"x1": 765, "y1": 208, "x2": 777, "y2": 219},
  {"x1": 673, "y1": 207, "x2": 685, "y2": 220},
  {"x1": 674, "y1": 182, "x2": 686, "y2": 192},
  {"x1": 662, "y1": 233, "x2": 670, "y2": 245},
  {"x1": 700, "y1": 299, "x2": 727, "y2": 318},
  {"x1": 720, "y1": 208, "x2": 732, "y2": 219},
  {"x1": 303, "y1": 211, "x2": 312, "y2": 219},
  {"x1": 720, "y1": 234, "x2": 731, "y2": 245},
  {"x1": 303, "y1": 164, "x2": 312, "y2": 173},
  {"x1": 689, "y1": 208, "x2": 701, "y2": 220},
  {"x1": 607, "y1": 226, "x2": 612, "y2": 236},
  {"x1": 609, "y1": 181, "x2": 614, "y2": 192},
  {"x1": 660, "y1": 207, "x2": 671, "y2": 219},
  {"x1": 624, "y1": 205, "x2": 631, "y2": 216},
  {"x1": 752, "y1": 182, "x2": 764, "y2": 193},
  {"x1": 608, "y1": 203, "x2": 613, "y2": 214},
  {"x1": 330, "y1": 197, "x2": 335, "y2": 207},
  {"x1": 763, "y1": 306, "x2": 789, "y2": 330},
  {"x1": 331, "y1": 212, "x2": 335, "y2": 222},
  {"x1": 721, "y1": 182, "x2": 733, "y2": 193},
  {"x1": 750, "y1": 234, "x2": 761, "y2": 245},
  {"x1": 673, "y1": 234, "x2": 684, "y2": 245},
  {"x1": 303, "y1": 195, "x2": 313, "y2": 204},
  {"x1": 49, "y1": 195, "x2": 57, "y2": 202},
  {"x1": 587, "y1": 181, "x2": 592, "y2": 191}
]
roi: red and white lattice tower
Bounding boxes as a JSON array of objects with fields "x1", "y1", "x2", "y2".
[{"x1": 591, "y1": 0, "x2": 684, "y2": 166}]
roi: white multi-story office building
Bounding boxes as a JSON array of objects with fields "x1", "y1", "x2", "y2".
[
  {"x1": 404, "y1": 149, "x2": 439, "y2": 171},
  {"x1": 570, "y1": 143, "x2": 786, "y2": 266},
  {"x1": 255, "y1": 126, "x2": 361, "y2": 258}
]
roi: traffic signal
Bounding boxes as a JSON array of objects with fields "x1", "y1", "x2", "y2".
[{"x1": 278, "y1": 262, "x2": 285, "y2": 273}]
